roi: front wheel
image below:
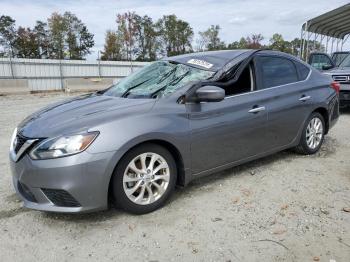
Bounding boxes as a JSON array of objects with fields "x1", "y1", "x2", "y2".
[
  {"x1": 111, "y1": 143, "x2": 177, "y2": 214},
  {"x1": 294, "y1": 112, "x2": 325, "y2": 155}
]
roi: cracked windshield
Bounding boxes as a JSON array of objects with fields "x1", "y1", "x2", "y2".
[{"x1": 104, "y1": 61, "x2": 214, "y2": 98}]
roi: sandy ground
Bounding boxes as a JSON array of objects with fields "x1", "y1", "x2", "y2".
[{"x1": 0, "y1": 93, "x2": 349, "y2": 262}]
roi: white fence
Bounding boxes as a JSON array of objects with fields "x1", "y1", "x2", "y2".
[{"x1": 0, "y1": 58, "x2": 148, "y2": 91}]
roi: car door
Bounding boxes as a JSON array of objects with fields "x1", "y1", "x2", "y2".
[
  {"x1": 188, "y1": 64, "x2": 270, "y2": 175},
  {"x1": 254, "y1": 54, "x2": 313, "y2": 150}
]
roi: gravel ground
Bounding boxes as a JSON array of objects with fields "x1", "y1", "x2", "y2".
[{"x1": 0, "y1": 93, "x2": 350, "y2": 262}]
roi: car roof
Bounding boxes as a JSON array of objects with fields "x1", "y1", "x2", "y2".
[{"x1": 165, "y1": 50, "x2": 252, "y2": 72}]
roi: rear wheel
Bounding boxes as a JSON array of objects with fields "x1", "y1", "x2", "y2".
[
  {"x1": 294, "y1": 112, "x2": 325, "y2": 155},
  {"x1": 111, "y1": 143, "x2": 176, "y2": 214}
]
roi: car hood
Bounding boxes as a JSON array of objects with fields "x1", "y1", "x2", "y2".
[
  {"x1": 324, "y1": 67, "x2": 350, "y2": 75},
  {"x1": 18, "y1": 93, "x2": 156, "y2": 138}
]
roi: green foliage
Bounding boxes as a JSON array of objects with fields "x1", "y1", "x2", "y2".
[
  {"x1": 33, "y1": 21, "x2": 50, "y2": 58},
  {"x1": 156, "y1": 14, "x2": 193, "y2": 56},
  {"x1": 102, "y1": 12, "x2": 193, "y2": 61},
  {"x1": 197, "y1": 25, "x2": 225, "y2": 51},
  {"x1": 48, "y1": 12, "x2": 94, "y2": 59},
  {"x1": 101, "y1": 30, "x2": 123, "y2": 60},
  {"x1": 15, "y1": 27, "x2": 40, "y2": 58},
  {"x1": 0, "y1": 15, "x2": 17, "y2": 56},
  {"x1": 1, "y1": 11, "x2": 327, "y2": 61},
  {"x1": 0, "y1": 12, "x2": 94, "y2": 59}
]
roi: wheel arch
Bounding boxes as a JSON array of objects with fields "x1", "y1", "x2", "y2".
[
  {"x1": 107, "y1": 138, "x2": 187, "y2": 204},
  {"x1": 312, "y1": 107, "x2": 329, "y2": 134}
]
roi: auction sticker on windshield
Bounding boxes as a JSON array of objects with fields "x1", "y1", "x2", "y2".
[{"x1": 187, "y1": 59, "x2": 213, "y2": 69}]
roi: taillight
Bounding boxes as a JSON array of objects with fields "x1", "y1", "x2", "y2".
[{"x1": 331, "y1": 81, "x2": 340, "y2": 94}]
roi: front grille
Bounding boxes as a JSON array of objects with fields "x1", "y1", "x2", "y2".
[
  {"x1": 332, "y1": 75, "x2": 350, "y2": 83},
  {"x1": 17, "y1": 182, "x2": 37, "y2": 202},
  {"x1": 41, "y1": 188, "x2": 81, "y2": 207},
  {"x1": 14, "y1": 133, "x2": 27, "y2": 154}
]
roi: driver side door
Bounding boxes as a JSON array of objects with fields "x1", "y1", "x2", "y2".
[{"x1": 188, "y1": 62, "x2": 270, "y2": 175}]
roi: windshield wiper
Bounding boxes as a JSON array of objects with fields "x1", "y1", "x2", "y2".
[
  {"x1": 156, "y1": 66, "x2": 177, "y2": 84},
  {"x1": 120, "y1": 78, "x2": 153, "y2": 98},
  {"x1": 150, "y1": 70, "x2": 190, "y2": 98}
]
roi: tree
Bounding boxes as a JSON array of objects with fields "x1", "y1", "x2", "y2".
[
  {"x1": 197, "y1": 25, "x2": 225, "y2": 51},
  {"x1": 63, "y1": 12, "x2": 94, "y2": 59},
  {"x1": 227, "y1": 37, "x2": 248, "y2": 49},
  {"x1": 0, "y1": 15, "x2": 17, "y2": 57},
  {"x1": 101, "y1": 30, "x2": 123, "y2": 60},
  {"x1": 246, "y1": 34, "x2": 264, "y2": 49},
  {"x1": 156, "y1": 15, "x2": 193, "y2": 56},
  {"x1": 78, "y1": 25, "x2": 94, "y2": 58},
  {"x1": 33, "y1": 21, "x2": 51, "y2": 58},
  {"x1": 269, "y1": 33, "x2": 292, "y2": 53},
  {"x1": 133, "y1": 15, "x2": 159, "y2": 61},
  {"x1": 47, "y1": 12, "x2": 94, "y2": 59},
  {"x1": 290, "y1": 38, "x2": 301, "y2": 56},
  {"x1": 48, "y1": 12, "x2": 67, "y2": 59},
  {"x1": 14, "y1": 27, "x2": 40, "y2": 58},
  {"x1": 116, "y1": 11, "x2": 138, "y2": 61}
]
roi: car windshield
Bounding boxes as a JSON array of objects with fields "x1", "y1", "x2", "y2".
[
  {"x1": 332, "y1": 53, "x2": 349, "y2": 66},
  {"x1": 103, "y1": 61, "x2": 214, "y2": 98},
  {"x1": 339, "y1": 55, "x2": 350, "y2": 68}
]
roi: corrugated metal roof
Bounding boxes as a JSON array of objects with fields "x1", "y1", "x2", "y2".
[{"x1": 302, "y1": 3, "x2": 350, "y2": 39}]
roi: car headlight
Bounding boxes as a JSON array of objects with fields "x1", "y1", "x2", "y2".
[{"x1": 29, "y1": 132, "x2": 99, "y2": 160}]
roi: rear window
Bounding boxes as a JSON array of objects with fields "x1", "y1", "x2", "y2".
[{"x1": 295, "y1": 61, "x2": 310, "y2": 80}]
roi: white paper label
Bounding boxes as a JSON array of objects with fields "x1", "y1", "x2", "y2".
[{"x1": 187, "y1": 59, "x2": 213, "y2": 69}]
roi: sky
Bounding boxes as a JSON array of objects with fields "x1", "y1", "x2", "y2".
[{"x1": 1, "y1": 0, "x2": 349, "y2": 60}]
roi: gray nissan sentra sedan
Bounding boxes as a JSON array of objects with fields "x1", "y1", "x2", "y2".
[{"x1": 9, "y1": 50, "x2": 340, "y2": 214}]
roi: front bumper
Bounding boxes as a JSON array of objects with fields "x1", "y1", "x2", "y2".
[
  {"x1": 340, "y1": 84, "x2": 350, "y2": 107},
  {"x1": 10, "y1": 150, "x2": 118, "y2": 213}
]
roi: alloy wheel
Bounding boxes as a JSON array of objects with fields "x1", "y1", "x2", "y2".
[
  {"x1": 306, "y1": 117, "x2": 324, "y2": 149},
  {"x1": 123, "y1": 152, "x2": 170, "y2": 205}
]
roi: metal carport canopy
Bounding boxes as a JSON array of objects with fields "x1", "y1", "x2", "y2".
[
  {"x1": 300, "y1": 3, "x2": 350, "y2": 59},
  {"x1": 302, "y1": 3, "x2": 350, "y2": 39}
]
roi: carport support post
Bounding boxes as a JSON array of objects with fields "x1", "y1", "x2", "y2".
[
  {"x1": 336, "y1": 39, "x2": 340, "y2": 51},
  {"x1": 342, "y1": 35, "x2": 350, "y2": 51},
  {"x1": 320, "y1": 35, "x2": 325, "y2": 52},
  {"x1": 305, "y1": 31, "x2": 311, "y2": 61},
  {"x1": 300, "y1": 28, "x2": 304, "y2": 59},
  {"x1": 326, "y1": 36, "x2": 330, "y2": 53},
  {"x1": 313, "y1": 33, "x2": 318, "y2": 51}
]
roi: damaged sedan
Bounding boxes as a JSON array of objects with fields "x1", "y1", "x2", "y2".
[{"x1": 9, "y1": 50, "x2": 339, "y2": 214}]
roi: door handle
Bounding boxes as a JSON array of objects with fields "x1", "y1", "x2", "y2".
[
  {"x1": 299, "y1": 95, "x2": 311, "y2": 102},
  {"x1": 248, "y1": 106, "x2": 266, "y2": 113}
]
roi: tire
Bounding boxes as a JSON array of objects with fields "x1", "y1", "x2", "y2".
[
  {"x1": 294, "y1": 112, "x2": 325, "y2": 155},
  {"x1": 111, "y1": 143, "x2": 177, "y2": 214}
]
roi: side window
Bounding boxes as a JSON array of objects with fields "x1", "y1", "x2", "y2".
[
  {"x1": 309, "y1": 54, "x2": 333, "y2": 70},
  {"x1": 295, "y1": 61, "x2": 310, "y2": 80},
  {"x1": 218, "y1": 62, "x2": 254, "y2": 97},
  {"x1": 257, "y1": 56, "x2": 298, "y2": 89}
]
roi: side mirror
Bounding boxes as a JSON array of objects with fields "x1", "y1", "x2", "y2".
[
  {"x1": 322, "y1": 64, "x2": 335, "y2": 70},
  {"x1": 195, "y1": 86, "x2": 225, "y2": 102}
]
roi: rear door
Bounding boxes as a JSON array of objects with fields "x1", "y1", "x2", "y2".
[{"x1": 254, "y1": 54, "x2": 312, "y2": 150}]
